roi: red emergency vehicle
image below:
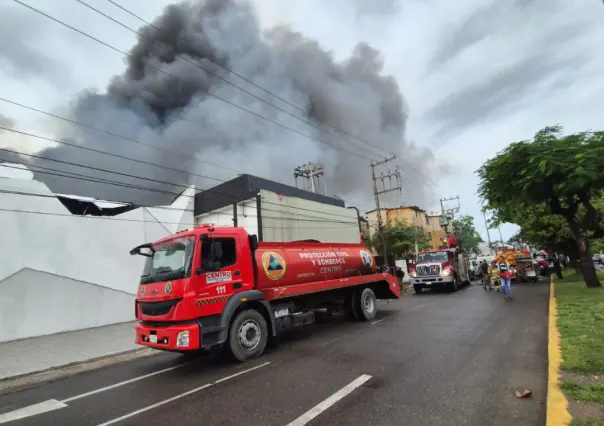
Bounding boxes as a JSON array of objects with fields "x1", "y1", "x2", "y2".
[
  {"x1": 130, "y1": 224, "x2": 400, "y2": 361},
  {"x1": 408, "y1": 248, "x2": 470, "y2": 294}
]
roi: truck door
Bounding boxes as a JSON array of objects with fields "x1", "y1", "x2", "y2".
[{"x1": 198, "y1": 235, "x2": 250, "y2": 298}]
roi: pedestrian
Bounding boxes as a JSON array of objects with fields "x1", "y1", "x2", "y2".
[
  {"x1": 395, "y1": 266, "x2": 404, "y2": 290},
  {"x1": 498, "y1": 262, "x2": 513, "y2": 300},
  {"x1": 481, "y1": 260, "x2": 491, "y2": 290},
  {"x1": 552, "y1": 256, "x2": 563, "y2": 280},
  {"x1": 489, "y1": 261, "x2": 500, "y2": 292}
]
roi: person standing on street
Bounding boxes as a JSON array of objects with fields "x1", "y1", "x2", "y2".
[
  {"x1": 552, "y1": 256, "x2": 564, "y2": 280},
  {"x1": 498, "y1": 262, "x2": 513, "y2": 299},
  {"x1": 489, "y1": 261, "x2": 500, "y2": 292},
  {"x1": 481, "y1": 260, "x2": 492, "y2": 290}
]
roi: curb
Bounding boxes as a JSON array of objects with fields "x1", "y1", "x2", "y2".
[
  {"x1": 546, "y1": 275, "x2": 572, "y2": 426},
  {"x1": 0, "y1": 348, "x2": 158, "y2": 395}
]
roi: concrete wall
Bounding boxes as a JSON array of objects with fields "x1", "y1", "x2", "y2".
[
  {"x1": 195, "y1": 191, "x2": 361, "y2": 244},
  {"x1": 260, "y1": 190, "x2": 360, "y2": 243},
  {"x1": 0, "y1": 170, "x2": 193, "y2": 342}
]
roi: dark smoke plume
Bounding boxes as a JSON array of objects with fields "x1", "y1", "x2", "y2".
[{"x1": 3, "y1": 0, "x2": 436, "y2": 209}]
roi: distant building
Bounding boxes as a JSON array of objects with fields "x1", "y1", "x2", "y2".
[{"x1": 365, "y1": 206, "x2": 447, "y2": 252}]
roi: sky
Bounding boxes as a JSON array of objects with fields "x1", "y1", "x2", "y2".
[{"x1": 1, "y1": 0, "x2": 603, "y2": 242}]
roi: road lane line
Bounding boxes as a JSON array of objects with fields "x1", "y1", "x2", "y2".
[
  {"x1": 0, "y1": 399, "x2": 67, "y2": 424},
  {"x1": 62, "y1": 359, "x2": 201, "y2": 403},
  {"x1": 96, "y1": 361, "x2": 271, "y2": 426},
  {"x1": 413, "y1": 303, "x2": 425, "y2": 309},
  {"x1": 286, "y1": 374, "x2": 372, "y2": 426},
  {"x1": 371, "y1": 312, "x2": 401, "y2": 325}
]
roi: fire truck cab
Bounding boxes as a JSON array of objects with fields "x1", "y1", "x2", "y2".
[{"x1": 409, "y1": 248, "x2": 470, "y2": 294}]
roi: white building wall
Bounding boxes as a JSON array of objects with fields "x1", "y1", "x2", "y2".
[
  {"x1": 195, "y1": 197, "x2": 259, "y2": 236},
  {"x1": 0, "y1": 169, "x2": 193, "y2": 342},
  {"x1": 194, "y1": 191, "x2": 360, "y2": 244},
  {"x1": 260, "y1": 190, "x2": 360, "y2": 243}
]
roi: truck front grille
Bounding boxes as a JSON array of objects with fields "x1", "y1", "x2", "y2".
[
  {"x1": 417, "y1": 265, "x2": 441, "y2": 276},
  {"x1": 139, "y1": 298, "x2": 182, "y2": 317}
]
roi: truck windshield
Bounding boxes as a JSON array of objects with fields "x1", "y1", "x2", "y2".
[
  {"x1": 140, "y1": 236, "x2": 195, "y2": 284},
  {"x1": 417, "y1": 252, "x2": 448, "y2": 263}
]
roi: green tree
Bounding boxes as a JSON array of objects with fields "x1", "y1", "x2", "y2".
[
  {"x1": 372, "y1": 220, "x2": 431, "y2": 259},
  {"x1": 452, "y1": 215, "x2": 483, "y2": 254},
  {"x1": 477, "y1": 125, "x2": 604, "y2": 287}
]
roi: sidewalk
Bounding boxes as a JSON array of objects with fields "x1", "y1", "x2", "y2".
[{"x1": 0, "y1": 322, "x2": 140, "y2": 381}]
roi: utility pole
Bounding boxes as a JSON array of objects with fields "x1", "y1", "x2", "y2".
[
  {"x1": 294, "y1": 162, "x2": 326, "y2": 195},
  {"x1": 482, "y1": 210, "x2": 492, "y2": 254},
  {"x1": 439, "y1": 196, "x2": 460, "y2": 234},
  {"x1": 370, "y1": 155, "x2": 400, "y2": 268}
]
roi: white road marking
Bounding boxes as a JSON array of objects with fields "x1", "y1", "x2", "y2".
[
  {"x1": 62, "y1": 359, "x2": 200, "y2": 403},
  {"x1": 0, "y1": 399, "x2": 67, "y2": 424},
  {"x1": 286, "y1": 374, "x2": 372, "y2": 426},
  {"x1": 371, "y1": 313, "x2": 401, "y2": 325},
  {"x1": 413, "y1": 303, "x2": 425, "y2": 309},
  {"x1": 96, "y1": 361, "x2": 271, "y2": 426}
]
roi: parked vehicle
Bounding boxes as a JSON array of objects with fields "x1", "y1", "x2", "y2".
[
  {"x1": 409, "y1": 248, "x2": 470, "y2": 294},
  {"x1": 515, "y1": 257, "x2": 538, "y2": 282},
  {"x1": 592, "y1": 253, "x2": 602, "y2": 264},
  {"x1": 130, "y1": 224, "x2": 400, "y2": 361}
]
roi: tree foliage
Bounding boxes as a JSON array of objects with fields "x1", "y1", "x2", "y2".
[
  {"x1": 372, "y1": 220, "x2": 431, "y2": 259},
  {"x1": 452, "y1": 215, "x2": 483, "y2": 254},
  {"x1": 477, "y1": 125, "x2": 604, "y2": 287}
]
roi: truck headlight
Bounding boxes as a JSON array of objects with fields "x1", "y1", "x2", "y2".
[
  {"x1": 410, "y1": 271, "x2": 417, "y2": 277},
  {"x1": 441, "y1": 267, "x2": 452, "y2": 276},
  {"x1": 176, "y1": 330, "x2": 189, "y2": 347}
]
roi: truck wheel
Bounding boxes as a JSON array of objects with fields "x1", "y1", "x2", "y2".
[
  {"x1": 355, "y1": 288, "x2": 377, "y2": 321},
  {"x1": 451, "y1": 275, "x2": 459, "y2": 292},
  {"x1": 414, "y1": 285, "x2": 423, "y2": 294},
  {"x1": 227, "y1": 309, "x2": 268, "y2": 362}
]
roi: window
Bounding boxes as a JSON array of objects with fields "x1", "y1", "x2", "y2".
[
  {"x1": 425, "y1": 215, "x2": 429, "y2": 225},
  {"x1": 201, "y1": 237, "x2": 237, "y2": 270},
  {"x1": 141, "y1": 236, "x2": 195, "y2": 284}
]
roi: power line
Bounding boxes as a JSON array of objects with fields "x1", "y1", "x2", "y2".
[
  {"x1": 0, "y1": 97, "x2": 443, "y2": 196},
  {"x1": 0, "y1": 159, "x2": 358, "y2": 224},
  {"x1": 77, "y1": 0, "x2": 392, "y2": 159},
  {"x1": 13, "y1": 0, "x2": 374, "y2": 161},
  {"x1": 0, "y1": 206, "x2": 356, "y2": 229},
  {"x1": 97, "y1": 0, "x2": 444, "y2": 187},
  {"x1": 0, "y1": 97, "x2": 243, "y2": 176},
  {"x1": 0, "y1": 135, "x2": 362, "y2": 222},
  {"x1": 0, "y1": 187, "x2": 358, "y2": 225},
  {"x1": 0, "y1": 125, "x2": 227, "y2": 185}
]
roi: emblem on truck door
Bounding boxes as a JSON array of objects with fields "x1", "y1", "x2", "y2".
[{"x1": 262, "y1": 252, "x2": 286, "y2": 280}]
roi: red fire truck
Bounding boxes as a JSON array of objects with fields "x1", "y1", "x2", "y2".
[
  {"x1": 130, "y1": 224, "x2": 400, "y2": 361},
  {"x1": 408, "y1": 248, "x2": 470, "y2": 294}
]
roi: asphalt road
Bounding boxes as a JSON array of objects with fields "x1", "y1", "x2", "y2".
[{"x1": 0, "y1": 280, "x2": 549, "y2": 426}]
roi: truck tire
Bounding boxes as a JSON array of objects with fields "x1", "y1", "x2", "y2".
[
  {"x1": 227, "y1": 309, "x2": 268, "y2": 362},
  {"x1": 413, "y1": 285, "x2": 423, "y2": 294},
  {"x1": 450, "y1": 275, "x2": 459, "y2": 292},
  {"x1": 354, "y1": 288, "x2": 377, "y2": 321}
]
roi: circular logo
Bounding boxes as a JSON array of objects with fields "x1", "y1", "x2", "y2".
[
  {"x1": 139, "y1": 286, "x2": 145, "y2": 295},
  {"x1": 360, "y1": 250, "x2": 374, "y2": 268},
  {"x1": 262, "y1": 252, "x2": 286, "y2": 280},
  {"x1": 165, "y1": 281, "x2": 173, "y2": 294}
]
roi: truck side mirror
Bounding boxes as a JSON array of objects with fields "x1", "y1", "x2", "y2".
[{"x1": 249, "y1": 234, "x2": 259, "y2": 251}]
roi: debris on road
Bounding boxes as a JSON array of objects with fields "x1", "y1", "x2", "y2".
[{"x1": 515, "y1": 389, "x2": 533, "y2": 398}]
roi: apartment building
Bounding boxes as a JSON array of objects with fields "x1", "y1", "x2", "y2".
[{"x1": 365, "y1": 206, "x2": 447, "y2": 251}]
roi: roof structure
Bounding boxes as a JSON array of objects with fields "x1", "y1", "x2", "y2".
[{"x1": 194, "y1": 174, "x2": 345, "y2": 216}]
